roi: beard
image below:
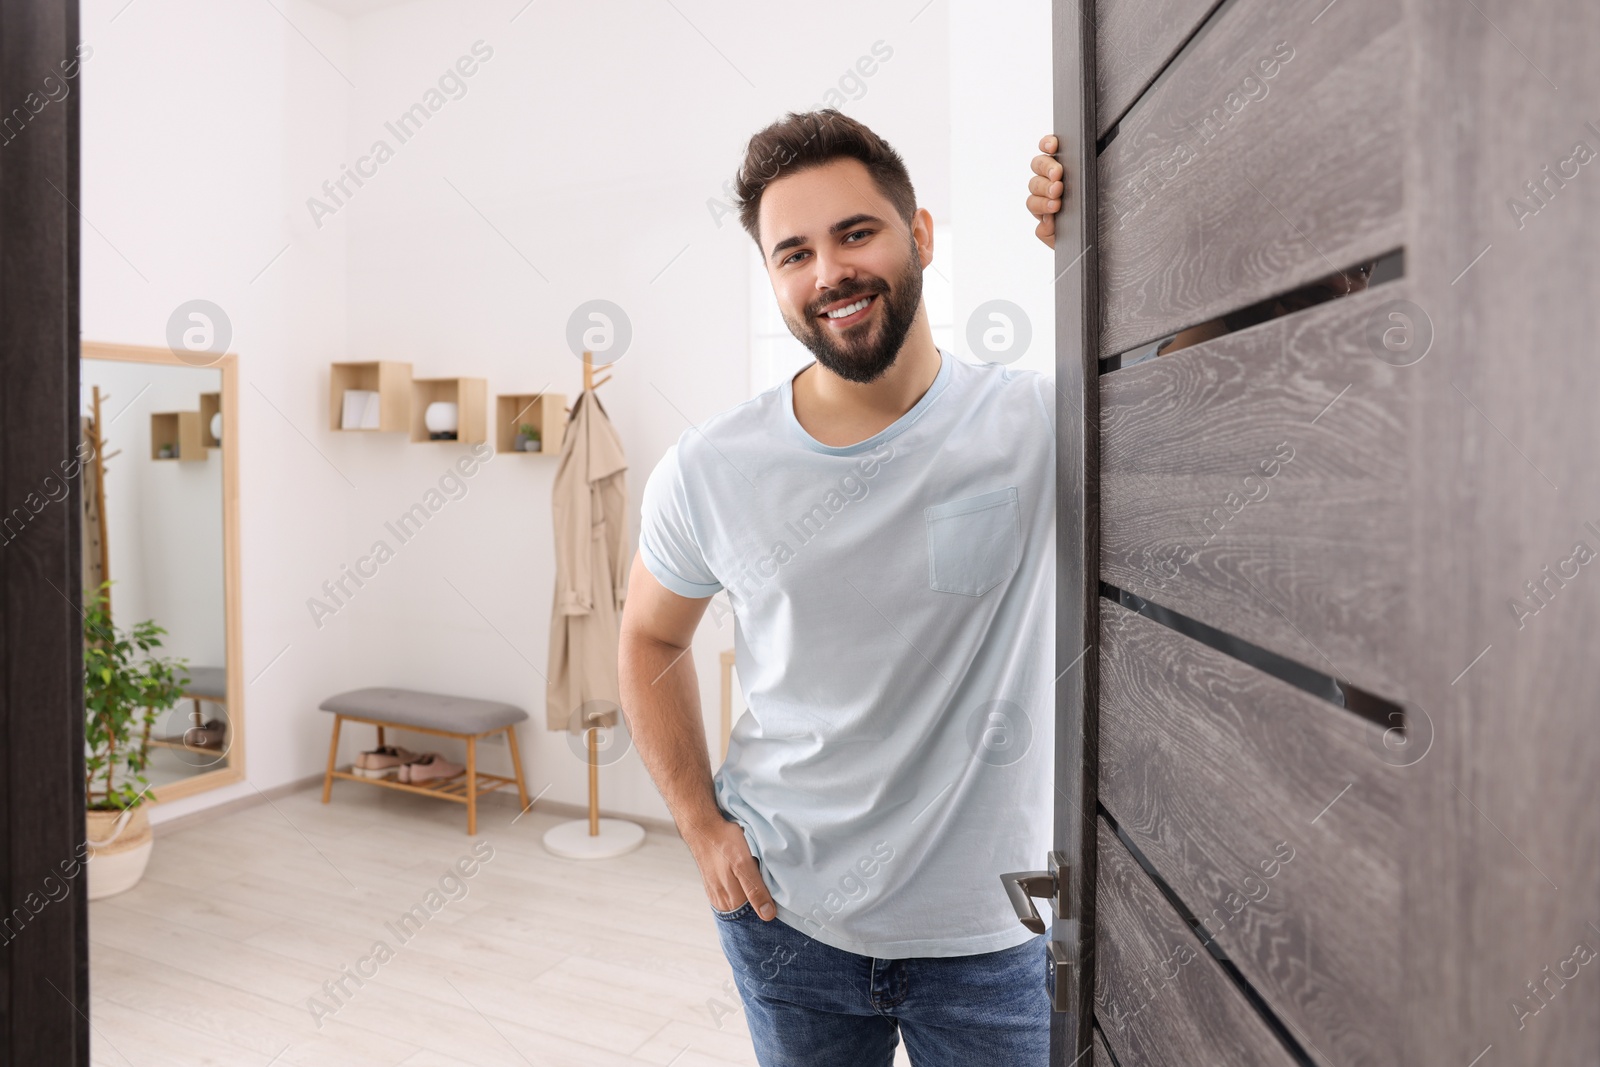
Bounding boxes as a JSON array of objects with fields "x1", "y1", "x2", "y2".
[{"x1": 781, "y1": 239, "x2": 923, "y2": 385}]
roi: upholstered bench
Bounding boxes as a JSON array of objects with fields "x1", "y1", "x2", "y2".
[{"x1": 319, "y1": 687, "x2": 531, "y2": 835}]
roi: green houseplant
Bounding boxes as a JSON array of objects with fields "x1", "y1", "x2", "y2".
[
  {"x1": 516, "y1": 423, "x2": 542, "y2": 452},
  {"x1": 83, "y1": 580, "x2": 189, "y2": 898}
]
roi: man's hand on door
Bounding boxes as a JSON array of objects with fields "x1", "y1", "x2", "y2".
[{"x1": 1027, "y1": 133, "x2": 1065, "y2": 249}]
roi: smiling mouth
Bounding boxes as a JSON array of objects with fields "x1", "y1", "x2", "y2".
[{"x1": 818, "y1": 293, "x2": 877, "y2": 327}]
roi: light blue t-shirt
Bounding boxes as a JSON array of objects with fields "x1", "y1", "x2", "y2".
[{"x1": 638, "y1": 347, "x2": 1056, "y2": 959}]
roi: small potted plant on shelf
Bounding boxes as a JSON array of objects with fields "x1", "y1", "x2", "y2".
[
  {"x1": 83, "y1": 580, "x2": 189, "y2": 900},
  {"x1": 515, "y1": 423, "x2": 542, "y2": 452}
]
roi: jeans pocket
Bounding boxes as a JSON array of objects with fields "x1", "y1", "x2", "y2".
[
  {"x1": 711, "y1": 900, "x2": 754, "y2": 921},
  {"x1": 925, "y1": 486, "x2": 1021, "y2": 596}
]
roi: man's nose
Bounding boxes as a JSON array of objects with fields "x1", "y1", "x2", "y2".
[{"x1": 812, "y1": 249, "x2": 857, "y2": 294}]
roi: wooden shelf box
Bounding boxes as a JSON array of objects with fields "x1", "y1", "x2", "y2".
[
  {"x1": 495, "y1": 392, "x2": 567, "y2": 455},
  {"x1": 410, "y1": 377, "x2": 488, "y2": 444},
  {"x1": 199, "y1": 391, "x2": 222, "y2": 448},
  {"x1": 330, "y1": 361, "x2": 412, "y2": 432},
  {"x1": 150, "y1": 411, "x2": 205, "y2": 462}
]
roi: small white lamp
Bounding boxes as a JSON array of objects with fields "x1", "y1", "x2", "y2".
[{"x1": 424, "y1": 401, "x2": 459, "y2": 440}]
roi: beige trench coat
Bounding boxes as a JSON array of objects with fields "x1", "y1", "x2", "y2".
[{"x1": 545, "y1": 389, "x2": 628, "y2": 732}]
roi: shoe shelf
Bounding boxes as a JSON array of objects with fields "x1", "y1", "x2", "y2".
[
  {"x1": 321, "y1": 715, "x2": 530, "y2": 835},
  {"x1": 326, "y1": 764, "x2": 519, "y2": 804}
]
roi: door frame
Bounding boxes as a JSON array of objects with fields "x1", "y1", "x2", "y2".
[
  {"x1": 1049, "y1": 1, "x2": 1101, "y2": 1062},
  {"x1": 0, "y1": 0, "x2": 89, "y2": 1061}
]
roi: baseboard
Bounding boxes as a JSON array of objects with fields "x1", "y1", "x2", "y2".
[
  {"x1": 150, "y1": 772, "x2": 325, "y2": 838},
  {"x1": 151, "y1": 772, "x2": 682, "y2": 839}
]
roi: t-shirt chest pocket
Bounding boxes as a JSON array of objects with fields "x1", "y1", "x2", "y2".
[{"x1": 923, "y1": 486, "x2": 1021, "y2": 596}]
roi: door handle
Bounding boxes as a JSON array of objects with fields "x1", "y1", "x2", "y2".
[
  {"x1": 999, "y1": 850, "x2": 1069, "y2": 933},
  {"x1": 1000, "y1": 851, "x2": 1074, "y2": 1013},
  {"x1": 1000, "y1": 870, "x2": 1055, "y2": 933}
]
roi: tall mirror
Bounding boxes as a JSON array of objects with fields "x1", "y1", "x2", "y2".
[{"x1": 80, "y1": 342, "x2": 244, "y2": 802}]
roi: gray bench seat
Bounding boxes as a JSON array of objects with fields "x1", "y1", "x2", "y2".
[
  {"x1": 181, "y1": 666, "x2": 228, "y2": 701},
  {"x1": 318, "y1": 687, "x2": 528, "y2": 734}
]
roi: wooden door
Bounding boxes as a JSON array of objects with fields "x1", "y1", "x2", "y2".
[
  {"x1": 1042, "y1": 0, "x2": 1600, "y2": 1064},
  {"x1": 0, "y1": 0, "x2": 90, "y2": 1061}
]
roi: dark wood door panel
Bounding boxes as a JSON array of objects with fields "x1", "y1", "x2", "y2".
[
  {"x1": 1093, "y1": 1025, "x2": 1117, "y2": 1067},
  {"x1": 1094, "y1": 0, "x2": 1220, "y2": 138},
  {"x1": 1094, "y1": 818, "x2": 1299, "y2": 1067},
  {"x1": 1095, "y1": 0, "x2": 1404, "y2": 358},
  {"x1": 1099, "y1": 599, "x2": 1401, "y2": 1067},
  {"x1": 1099, "y1": 283, "x2": 1413, "y2": 698}
]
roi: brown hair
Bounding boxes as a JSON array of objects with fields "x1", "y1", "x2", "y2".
[{"x1": 733, "y1": 109, "x2": 918, "y2": 246}]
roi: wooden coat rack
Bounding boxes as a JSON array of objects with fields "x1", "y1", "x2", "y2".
[
  {"x1": 83, "y1": 385, "x2": 120, "y2": 613},
  {"x1": 542, "y1": 348, "x2": 644, "y2": 859},
  {"x1": 579, "y1": 348, "x2": 611, "y2": 837},
  {"x1": 564, "y1": 349, "x2": 612, "y2": 420}
]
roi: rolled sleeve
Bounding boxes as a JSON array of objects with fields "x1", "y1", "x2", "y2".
[{"x1": 638, "y1": 440, "x2": 724, "y2": 599}]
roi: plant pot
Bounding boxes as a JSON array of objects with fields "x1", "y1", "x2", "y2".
[{"x1": 86, "y1": 806, "x2": 153, "y2": 900}]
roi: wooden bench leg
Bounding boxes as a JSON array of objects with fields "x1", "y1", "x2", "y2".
[
  {"x1": 506, "y1": 724, "x2": 530, "y2": 812},
  {"x1": 322, "y1": 715, "x2": 343, "y2": 803},
  {"x1": 465, "y1": 735, "x2": 477, "y2": 836}
]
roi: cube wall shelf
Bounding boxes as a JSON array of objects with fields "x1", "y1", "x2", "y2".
[
  {"x1": 199, "y1": 391, "x2": 222, "y2": 448},
  {"x1": 330, "y1": 360, "x2": 412, "y2": 432},
  {"x1": 151, "y1": 411, "x2": 205, "y2": 462},
  {"x1": 410, "y1": 377, "x2": 488, "y2": 444},
  {"x1": 495, "y1": 392, "x2": 568, "y2": 455}
]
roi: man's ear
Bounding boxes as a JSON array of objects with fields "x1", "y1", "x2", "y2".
[{"x1": 912, "y1": 207, "x2": 935, "y2": 269}]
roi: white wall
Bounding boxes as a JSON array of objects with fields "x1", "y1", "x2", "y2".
[
  {"x1": 81, "y1": 0, "x2": 353, "y2": 822},
  {"x1": 948, "y1": 0, "x2": 1056, "y2": 379},
  {"x1": 81, "y1": 0, "x2": 1047, "y2": 828}
]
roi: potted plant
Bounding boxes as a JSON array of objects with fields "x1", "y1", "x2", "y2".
[
  {"x1": 515, "y1": 423, "x2": 542, "y2": 452},
  {"x1": 83, "y1": 580, "x2": 189, "y2": 899}
]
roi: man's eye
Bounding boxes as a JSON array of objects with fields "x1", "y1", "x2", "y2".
[
  {"x1": 783, "y1": 250, "x2": 810, "y2": 266},
  {"x1": 845, "y1": 229, "x2": 872, "y2": 242}
]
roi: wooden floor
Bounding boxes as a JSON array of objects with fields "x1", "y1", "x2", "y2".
[{"x1": 88, "y1": 782, "x2": 919, "y2": 1066}]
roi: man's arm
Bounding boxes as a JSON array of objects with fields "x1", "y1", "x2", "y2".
[{"x1": 618, "y1": 551, "x2": 778, "y2": 920}]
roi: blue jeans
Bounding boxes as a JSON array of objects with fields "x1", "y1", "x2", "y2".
[{"x1": 710, "y1": 902, "x2": 1050, "y2": 1066}]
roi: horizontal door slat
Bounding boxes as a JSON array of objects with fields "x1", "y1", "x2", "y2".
[
  {"x1": 1094, "y1": 0, "x2": 1220, "y2": 137},
  {"x1": 1099, "y1": 600, "x2": 1401, "y2": 1066},
  {"x1": 1095, "y1": 818, "x2": 1298, "y2": 1067},
  {"x1": 1100, "y1": 283, "x2": 1412, "y2": 698},
  {"x1": 1096, "y1": 0, "x2": 1404, "y2": 357}
]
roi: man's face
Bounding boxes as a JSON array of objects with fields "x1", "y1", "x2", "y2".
[{"x1": 757, "y1": 157, "x2": 932, "y2": 385}]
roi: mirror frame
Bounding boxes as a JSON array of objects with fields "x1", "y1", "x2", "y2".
[{"x1": 80, "y1": 340, "x2": 245, "y2": 802}]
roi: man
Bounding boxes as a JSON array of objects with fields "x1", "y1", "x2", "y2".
[{"x1": 619, "y1": 110, "x2": 1056, "y2": 1066}]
